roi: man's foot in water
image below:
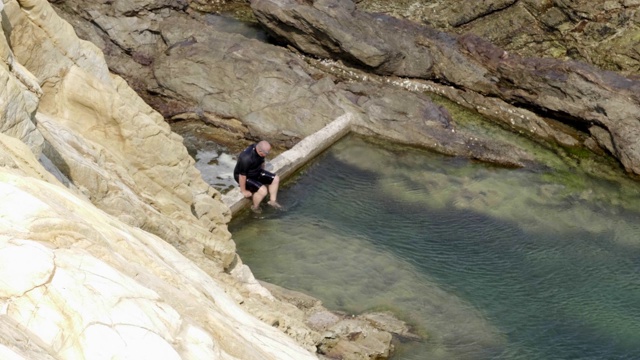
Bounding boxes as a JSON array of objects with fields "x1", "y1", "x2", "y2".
[
  {"x1": 267, "y1": 201, "x2": 283, "y2": 210},
  {"x1": 251, "y1": 205, "x2": 262, "y2": 214}
]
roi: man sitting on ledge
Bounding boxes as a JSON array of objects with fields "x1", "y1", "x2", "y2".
[{"x1": 233, "y1": 140, "x2": 282, "y2": 213}]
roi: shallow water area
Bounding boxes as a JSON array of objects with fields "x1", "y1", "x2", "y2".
[{"x1": 229, "y1": 134, "x2": 640, "y2": 360}]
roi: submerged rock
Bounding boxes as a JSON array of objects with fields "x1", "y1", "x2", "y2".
[{"x1": 262, "y1": 282, "x2": 422, "y2": 360}]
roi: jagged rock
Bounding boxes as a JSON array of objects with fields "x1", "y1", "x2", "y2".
[
  {"x1": 6, "y1": 0, "x2": 237, "y2": 268},
  {"x1": 318, "y1": 317, "x2": 393, "y2": 360},
  {"x1": 252, "y1": 0, "x2": 640, "y2": 176},
  {"x1": 0, "y1": 132, "x2": 316, "y2": 359},
  {"x1": 0, "y1": 0, "x2": 322, "y2": 358},
  {"x1": 361, "y1": 312, "x2": 421, "y2": 341},
  {"x1": 262, "y1": 282, "x2": 412, "y2": 360},
  {"x1": 358, "y1": 0, "x2": 640, "y2": 76},
  {"x1": 49, "y1": 0, "x2": 541, "y2": 169}
]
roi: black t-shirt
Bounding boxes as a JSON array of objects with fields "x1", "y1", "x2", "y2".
[{"x1": 233, "y1": 144, "x2": 264, "y2": 182}]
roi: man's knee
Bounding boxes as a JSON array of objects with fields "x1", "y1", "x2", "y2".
[
  {"x1": 273, "y1": 175, "x2": 280, "y2": 185},
  {"x1": 256, "y1": 186, "x2": 268, "y2": 196}
]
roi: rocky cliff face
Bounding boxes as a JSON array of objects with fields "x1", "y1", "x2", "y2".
[
  {"x1": 359, "y1": 0, "x2": 640, "y2": 76},
  {"x1": 0, "y1": 0, "x2": 415, "y2": 358},
  {"x1": 0, "y1": 0, "x2": 322, "y2": 358},
  {"x1": 48, "y1": 0, "x2": 640, "y2": 178},
  {"x1": 252, "y1": 0, "x2": 640, "y2": 177}
]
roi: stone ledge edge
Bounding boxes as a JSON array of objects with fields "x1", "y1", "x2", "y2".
[{"x1": 221, "y1": 113, "x2": 354, "y2": 215}]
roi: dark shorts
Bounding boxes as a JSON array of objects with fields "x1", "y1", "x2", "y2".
[{"x1": 244, "y1": 170, "x2": 276, "y2": 193}]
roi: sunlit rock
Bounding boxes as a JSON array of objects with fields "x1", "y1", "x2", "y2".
[
  {"x1": 0, "y1": 136, "x2": 316, "y2": 359},
  {"x1": 0, "y1": 0, "x2": 321, "y2": 358}
]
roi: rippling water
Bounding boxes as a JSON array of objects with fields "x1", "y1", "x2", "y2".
[{"x1": 229, "y1": 135, "x2": 640, "y2": 360}]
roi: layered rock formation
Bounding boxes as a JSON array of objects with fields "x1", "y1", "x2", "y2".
[
  {"x1": 0, "y1": 0, "x2": 408, "y2": 358},
  {"x1": 0, "y1": 144, "x2": 313, "y2": 359},
  {"x1": 50, "y1": 0, "x2": 544, "y2": 170},
  {"x1": 48, "y1": 0, "x2": 640, "y2": 179},
  {"x1": 358, "y1": 0, "x2": 640, "y2": 76},
  {"x1": 252, "y1": 0, "x2": 640, "y2": 177}
]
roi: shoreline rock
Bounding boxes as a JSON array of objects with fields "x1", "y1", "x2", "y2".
[
  {"x1": 261, "y1": 281, "x2": 422, "y2": 360},
  {"x1": 357, "y1": 0, "x2": 640, "y2": 77},
  {"x1": 252, "y1": 0, "x2": 640, "y2": 177}
]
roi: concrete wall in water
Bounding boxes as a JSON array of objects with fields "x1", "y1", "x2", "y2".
[{"x1": 222, "y1": 113, "x2": 354, "y2": 215}]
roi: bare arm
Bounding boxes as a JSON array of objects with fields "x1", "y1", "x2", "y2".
[{"x1": 238, "y1": 175, "x2": 252, "y2": 198}]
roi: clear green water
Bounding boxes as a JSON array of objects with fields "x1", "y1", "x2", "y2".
[{"x1": 229, "y1": 135, "x2": 640, "y2": 360}]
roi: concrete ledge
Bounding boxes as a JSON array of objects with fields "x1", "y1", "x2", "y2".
[{"x1": 221, "y1": 113, "x2": 354, "y2": 215}]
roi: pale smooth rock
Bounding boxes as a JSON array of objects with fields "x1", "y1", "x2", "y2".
[
  {"x1": 7, "y1": 0, "x2": 236, "y2": 267},
  {"x1": 0, "y1": 0, "x2": 320, "y2": 357},
  {"x1": 178, "y1": 324, "x2": 220, "y2": 359},
  {"x1": 80, "y1": 324, "x2": 181, "y2": 360},
  {"x1": 0, "y1": 167, "x2": 316, "y2": 359},
  {"x1": 0, "y1": 240, "x2": 54, "y2": 298},
  {"x1": 0, "y1": 345, "x2": 28, "y2": 360},
  {"x1": 4, "y1": 0, "x2": 112, "y2": 83},
  {"x1": 230, "y1": 262, "x2": 275, "y2": 300}
]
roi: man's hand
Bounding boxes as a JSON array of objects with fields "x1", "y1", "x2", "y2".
[{"x1": 242, "y1": 190, "x2": 252, "y2": 198}]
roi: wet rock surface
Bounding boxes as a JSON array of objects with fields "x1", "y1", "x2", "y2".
[
  {"x1": 252, "y1": 0, "x2": 640, "y2": 176},
  {"x1": 262, "y1": 282, "x2": 421, "y2": 360}
]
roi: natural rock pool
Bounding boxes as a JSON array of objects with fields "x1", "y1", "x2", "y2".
[{"x1": 229, "y1": 134, "x2": 640, "y2": 360}]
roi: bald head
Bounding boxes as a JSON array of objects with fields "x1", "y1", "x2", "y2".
[{"x1": 256, "y1": 140, "x2": 271, "y2": 157}]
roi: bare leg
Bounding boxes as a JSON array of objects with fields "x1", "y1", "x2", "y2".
[
  {"x1": 267, "y1": 175, "x2": 281, "y2": 208},
  {"x1": 252, "y1": 186, "x2": 268, "y2": 210}
]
